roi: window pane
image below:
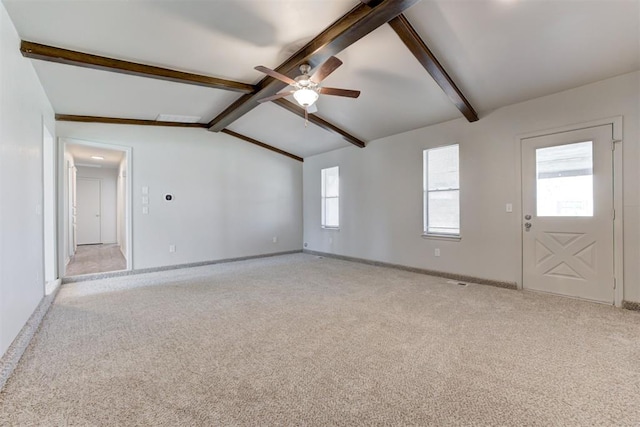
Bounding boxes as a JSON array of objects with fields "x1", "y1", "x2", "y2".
[
  {"x1": 427, "y1": 145, "x2": 459, "y2": 190},
  {"x1": 536, "y1": 141, "x2": 593, "y2": 217},
  {"x1": 324, "y1": 167, "x2": 339, "y2": 197},
  {"x1": 321, "y1": 166, "x2": 339, "y2": 228},
  {"x1": 424, "y1": 144, "x2": 460, "y2": 236},
  {"x1": 325, "y1": 198, "x2": 339, "y2": 227},
  {"x1": 428, "y1": 190, "x2": 459, "y2": 234}
]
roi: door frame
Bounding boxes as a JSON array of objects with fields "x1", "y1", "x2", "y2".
[
  {"x1": 515, "y1": 117, "x2": 623, "y2": 306},
  {"x1": 42, "y1": 119, "x2": 59, "y2": 295},
  {"x1": 57, "y1": 138, "x2": 133, "y2": 273}
]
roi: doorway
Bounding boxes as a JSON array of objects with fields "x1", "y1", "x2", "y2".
[
  {"x1": 60, "y1": 139, "x2": 132, "y2": 276},
  {"x1": 521, "y1": 124, "x2": 618, "y2": 304},
  {"x1": 76, "y1": 178, "x2": 102, "y2": 244}
]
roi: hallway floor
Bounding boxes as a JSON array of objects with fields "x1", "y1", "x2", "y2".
[{"x1": 65, "y1": 244, "x2": 126, "y2": 276}]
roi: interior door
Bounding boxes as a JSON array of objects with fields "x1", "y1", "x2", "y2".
[
  {"x1": 522, "y1": 125, "x2": 614, "y2": 303},
  {"x1": 76, "y1": 178, "x2": 101, "y2": 245}
]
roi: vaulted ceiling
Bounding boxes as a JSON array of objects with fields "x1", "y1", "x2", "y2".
[{"x1": 4, "y1": 0, "x2": 639, "y2": 160}]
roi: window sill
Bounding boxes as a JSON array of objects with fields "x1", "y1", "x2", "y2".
[
  {"x1": 422, "y1": 233, "x2": 461, "y2": 241},
  {"x1": 322, "y1": 226, "x2": 340, "y2": 231}
]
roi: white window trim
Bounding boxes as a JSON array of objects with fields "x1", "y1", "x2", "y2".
[
  {"x1": 421, "y1": 233, "x2": 461, "y2": 241},
  {"x1": 423, "y1": 144, "x2": 460, "y2": 239}
]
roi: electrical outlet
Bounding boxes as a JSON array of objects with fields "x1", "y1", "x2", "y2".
[
  {"x1": 169, "y1": 244, "x2": 176, "y2": 253},
  {"x1": 506, "y1": 203, "x2": 513, "y2": 213},
  {"x1": 435, "y1": 248, "x2": 440, "y2": 257},
  {"x1": 272, "y1": 236, "x2": 278, "y2": 243}
]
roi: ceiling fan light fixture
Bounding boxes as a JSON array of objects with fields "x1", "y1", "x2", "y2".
[{"x1": 293, "y1": 87, "x2": 319, "y2": 107}]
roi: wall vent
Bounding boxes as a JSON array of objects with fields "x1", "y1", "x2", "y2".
[
  {"x1": 156, "y1": 114, "x2": 201, "y2": 123},
  {"x1": 446, "y1": 280, "x2": 468, "y2": 286}
]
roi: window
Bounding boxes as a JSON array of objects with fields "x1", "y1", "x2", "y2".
[
  {"x1": 321, "y1": 166, "x2": 339, "y2": 228},
  {"x1": 536, "y1": 141, "x2": 593, "y2": 217},
  {"x1": 423, "y1": 144, "x2": 460, "y2": 236}
]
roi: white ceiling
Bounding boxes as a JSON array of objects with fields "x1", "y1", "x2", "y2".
[
  {"x1": 65, "y1": 141, "x2": 124, "y2": 168},
  {"x1": 4, "y1": 0, "x2": 639, "y2": 158}
]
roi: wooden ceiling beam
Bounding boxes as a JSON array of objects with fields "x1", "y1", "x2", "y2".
[
  {"x1": 388, "y1": 15, "x2": 479, "y2": 122},
  {"x1": 272, "y1": 99, "x2": 366, "y2": 148},
  {"x1": 25, "y1": 40, "x2": 364, "y2": 146},
  {"x1": 55, "y1": 115, "x2": 302, "y2": 162},
  {"x1": 208, "y1": 0, "x2": 421, "y2": 132},
  {"x1": 22, "y1": 41, "x2": 255, "y2": 94},
  {"x1": 55, "y1": 114, "x2": 209, "y2": 128},
  {"x1": 221, "y1": 129, "x2": 303, "y2": 162}
]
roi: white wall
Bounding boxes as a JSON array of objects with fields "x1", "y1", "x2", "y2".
[
  {"x1": 56, "y1": 124, "x2": 303, "y2": 270},
  {"x1": 304, "y1": 71, "x2": 640, "y2": 302},
  {"x1": 76, "y1": 166, "x2": 118, "y2": 244},
  {"x1": 117, "y1": 157, "x2": 127, "y2": 258},
  {"x1": 0, "y1": 2, "x2": 55, "y2": 357}
]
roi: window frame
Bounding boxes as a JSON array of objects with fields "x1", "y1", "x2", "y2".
[
  {"x1": 423, "y1": 144, "x2": 461, "y2": 240},
  {"x1": 321, "y1": 166, "x2": 340, "y2": 230}
]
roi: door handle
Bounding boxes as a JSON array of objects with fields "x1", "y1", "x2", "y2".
[
  {"x1": 524, "y1": 214, "x2": 532, "y2": 220},
  {"x1": 524, "y1": 222, "x2": 532, "y2": 231}
]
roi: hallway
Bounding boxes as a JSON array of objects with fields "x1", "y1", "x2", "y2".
[{"x1": 65, "y1": 244, "x2": 126, "y2": 276}]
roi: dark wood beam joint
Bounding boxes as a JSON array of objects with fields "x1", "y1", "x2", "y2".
[
  {"x1": 388, "y1": 15, "x2": 479, "y2": 122},
  {"x1": 208, "y1": 0, "x2": 421, "y2": 132},
  {"x1": 22, "y1": 41, "x2": 255, "y2": 94},
  {"x1": 272, "y1": 99, "x2": 366, "y2": 148},
  {"x1": 360, "y1": 0, "x2": 386, "y2": 7}
]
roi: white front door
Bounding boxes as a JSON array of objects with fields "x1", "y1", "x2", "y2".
[
  {"x1": 522, "y1": 125, "x2": 614, "y2": 303},
  {"x1": 76, "y1": 178, "x2": 101, "y2": 245}
]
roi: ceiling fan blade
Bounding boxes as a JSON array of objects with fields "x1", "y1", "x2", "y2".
[
  {"x1": 311, "y1": 56, "x2": 343, "y2": 83},
  {"x1": 257, "y1": 91, "x2": 293, "y2": 103},
  {"x1": 319, "y1": 87, "x2": 361, "y2": 98},
  {"x1": 254, "y1": 66, "x2": 297, "y2": 86}
]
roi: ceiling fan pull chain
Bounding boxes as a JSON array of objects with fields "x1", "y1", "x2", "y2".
[{"x1": 304, "y1": 107, "x2": 309, "y2": 127}]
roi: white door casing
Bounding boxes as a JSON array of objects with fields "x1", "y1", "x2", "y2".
[
  {"x1": 522, "y1": 124, "x2": 614, "y2": 304},
  {"x1": 76, "y1": 178, "x2": 101, "y2": 245},
  {"x1": 42, "y1": 124, "x2": 56, "y2": 284}
]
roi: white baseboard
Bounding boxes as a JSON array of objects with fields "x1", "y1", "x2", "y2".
[{"x1": 0, "y1": 286, "x2": 60, "y2": 391}]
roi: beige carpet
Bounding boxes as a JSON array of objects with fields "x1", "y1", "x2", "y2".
[
  {"x1": 65, "y1": 244, "x2": 126, "y2": 277},
  {"x1": 1, "y1": 253, "x2": 639, "y2": 426}
]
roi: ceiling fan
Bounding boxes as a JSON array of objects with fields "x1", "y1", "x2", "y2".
[{"x1": 254, "y1": 56, "x2": 360, "y2": 123}]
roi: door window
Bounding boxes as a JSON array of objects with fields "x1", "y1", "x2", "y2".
[{"x1": 536, "y1": 141, "x2": 593, "y2": 217}]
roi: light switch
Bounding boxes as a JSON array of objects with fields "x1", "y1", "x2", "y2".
[
  {"x1": 142, "y1": 206, "x2": 149, "y2": 214},
  {"x1": 142, "y1": 186, "x2": 149, "y2": 195},
  {"x1": 506, "y1": 203, "x2": 513, "y2": 213},
  {"x1": 142, "y1": 196, "x2": 149, "y2": 205}
]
